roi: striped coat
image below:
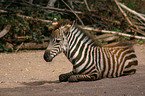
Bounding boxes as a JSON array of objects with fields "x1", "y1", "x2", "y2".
[{"x1": 44, "y1": 20, "x2": 138, "y2": 82}]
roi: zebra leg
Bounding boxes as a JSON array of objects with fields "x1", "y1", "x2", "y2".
[
  {"x1": 59, "y1": 71, "x2": 74, "y2": 82},
  {"x1": 68, "y1": 73, "x2": 99, "y2": 82},
  {"x1": 122, "y1": 69, "x2": 136, "y2": 76}
]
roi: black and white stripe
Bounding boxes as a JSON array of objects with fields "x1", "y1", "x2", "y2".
[{"x1": 44, "y1": 24, "x2": 138, "y2": 82}]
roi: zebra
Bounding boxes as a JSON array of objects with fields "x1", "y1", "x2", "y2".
[{"x1": 43, "y1": 19, "x2": 138, "y2": 82}]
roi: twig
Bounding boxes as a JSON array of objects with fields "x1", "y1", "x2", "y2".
[
  {"x1": 133, "y1": 16, "x2": 145, "y2": 26},
  {"x1": 0, "y1": 25, "x2": 11, "y2": 38},
  {"x1": 23, "y1": 1, "x2": 83, "y2": 14},
  {"x1": 94, "y1": 34, "x2": 114, "y2": 39},
  {"x1": 118, "y1": 1, "x2": 145, "y2": 22},
  {"x1": 80, "y1": 26, "x2": 145, "y2": 40},
  {"x1": 138, "y1": 26, "x2": 145, "y2": 30},
  {"x1": 61, "y1": 0, "x2": 84, "y2": 26},
  {"x1": 42, "y1": 6, "x2": 82, "y2": 14},
  {"x1": 114, "y1": 0, "x2": 133, "y2": 26},
  {"x1": 102, "y1": 36, "x2": 119, "y2": 42},
  {"x1": 16, "y1": 14, "x2": 52, "y2": 23},
  {"x1": 115, "y1": 0, "x2": 145, "y2": 36},
  {"x1": 130, "y1": 27, "x2": 145, "y2": 36},
  {"x1": 68, "y1": 0, "x2": 74, "y2": 9},
  {"x1": 0, "y1": 9, "x2": 52, "y2": 23},
  {"x1": 84, "y1": 0, "x2": 91, "y2": 12},
  {"x1": 15, "y1": 42, "x2": 24, "y2": 52},
  {"x1": 0, "y1": 9, "x2": 8, "y2": 13}
]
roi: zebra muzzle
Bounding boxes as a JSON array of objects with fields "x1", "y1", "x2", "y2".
[{"x1": 43, "y1": 50, "x2": 53, "y2": 62}]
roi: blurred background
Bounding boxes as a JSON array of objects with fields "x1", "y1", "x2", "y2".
[{"x1": 0, "y1": 0, "x2": 145, "y2": 52}]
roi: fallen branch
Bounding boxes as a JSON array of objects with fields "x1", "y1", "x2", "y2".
[
  {"x1": 94, "y1": 34, "x2": 114, "y2": 39},
  {"x1": 0, "y1": 25, "x2": 11, "y2": 38},
  {"x1": 24, "y1": 0, "x2": 82, "y2": 14},
  {"x1": 114, "y1": 0, "x2": 133, "y2": 26},
  {"x1": 0, "y1": 9, "x2": 8, "y2": 13},
  {"x1": 16, "y1": 14, "x2": 52, "y2": 23},
  {"x1": 80, "y1": 26, "x2": 145, "y2": 40},
  {"x1": 102, "y1": 36, "x2": 119, "y2": 42},
  {"x1": 115, "y1": 0, "x2": 145, "y2": 36},
  {"x1": 130, "y1": 27, "x2": 145, "y2": 36},
  {"x1": 84, "y1": 0, "x2": 91, "y2": 12},
  {"x1": 138, "y1": 26, "x2": 145, "y2": 30},
  {"x1": 15, "y1": 42, "x2": 24, "y2": 52},
  {"x1": 61, "y1": 0, "x2": 84, "y2": 26},
  {"x1": 42, "y1": 6, "x2": 80, "y2": 13},
  {"x1": 0, "y1": 9, "x2": 52, "y2": 23},
  {"x1": 117, "y1": 1, "x2": 145, "y2": 22},
  {"x1": 133, "y1": 16, "x2": 145, "y2": 26}
]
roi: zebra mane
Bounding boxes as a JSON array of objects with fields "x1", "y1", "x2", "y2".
[
  {"x1": 57, "y1": 19, "x2": 72, "y2": 28},
  {"x1": 103, "y1": 41, "x2": 133, "y2": 47},
  {"x1": 76, "y1": 25, "x2": 102, "y2": 46}
]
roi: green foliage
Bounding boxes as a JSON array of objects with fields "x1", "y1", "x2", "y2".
[
  {"x1": 0, "y1": 3, "x2": 54, "y2": 52},
  {"x1": 0, "y1": 0, "x2": 145, "y2": 52}
]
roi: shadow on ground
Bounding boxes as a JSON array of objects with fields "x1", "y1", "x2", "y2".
[{"x1": 21, "y1": 80, "x2": 60, "y2": 86}]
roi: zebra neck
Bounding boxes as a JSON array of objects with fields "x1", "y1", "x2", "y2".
[
  {"x1": 63, "y1": 26, "x2": 95, "y2": 57},
  {"x1": 68, "y1": 26, "x2": 95, "y2": 46}
]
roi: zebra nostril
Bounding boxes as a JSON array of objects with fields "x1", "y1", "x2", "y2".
[{"x1": 43, "y1": 50, "x2": 53, "y2": 62}]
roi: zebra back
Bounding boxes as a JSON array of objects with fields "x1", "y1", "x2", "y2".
[{"x1": 44, "y1": 19, "x2": 138, "y2": 81}]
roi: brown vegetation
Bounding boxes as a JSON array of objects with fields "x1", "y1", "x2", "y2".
[{"x1": 0, "y1": 0, "x2": 145, "y2": 52}]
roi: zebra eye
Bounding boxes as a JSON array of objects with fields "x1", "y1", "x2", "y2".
[{"x1": 56, "y1": 39, "x2": 61, "y2": 43}]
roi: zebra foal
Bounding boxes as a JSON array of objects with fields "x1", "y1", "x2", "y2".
[{"x1": 43, "y1": 19, "x2": 138, "y2": 82}]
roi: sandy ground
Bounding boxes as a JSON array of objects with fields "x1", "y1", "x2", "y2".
[{"x1": 0, "y1": 44, "x2": 145, "y2": 96}]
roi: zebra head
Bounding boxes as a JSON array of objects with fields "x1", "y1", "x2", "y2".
[{"x1": 44, "y1": 19, "x2": 72, "y2": 62}]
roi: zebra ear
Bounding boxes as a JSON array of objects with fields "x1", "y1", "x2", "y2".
[
  {"x1": 64, "y1": 24, "x2": 71, "y2": 31},
  {"x1": 52, "y1": 18, "x2": 58, "y2": 29},
  {"x1": 64, "y1": 24, "x2": 71, "y2": 28},
  {"x1": 63, "y1": 24, "x2": 71, "y2": 34}
]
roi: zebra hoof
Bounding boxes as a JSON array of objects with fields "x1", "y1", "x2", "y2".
[
  {"x1": 68, "y1": 76, "x2": 79, "y2": 82},
  {"x1": 59, "y1": 74, "x2": 69, "y2": 82}
]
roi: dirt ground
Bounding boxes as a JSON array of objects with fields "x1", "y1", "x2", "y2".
[{"x1": 0, "y1": 44, "x2": 145, "y2": 96}]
